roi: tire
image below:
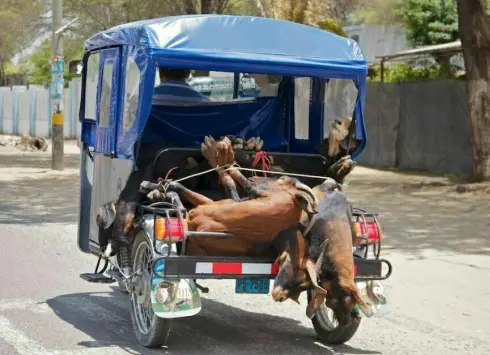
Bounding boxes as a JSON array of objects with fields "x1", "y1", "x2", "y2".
[
  {"x1": 307, "y1": 290, "x2": 361, "y2": 345},
  {"x1": 129, "y1": 231, "x2": 172, "y2": 348}
]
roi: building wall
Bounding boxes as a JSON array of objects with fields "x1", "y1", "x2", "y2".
[{"x1": 344, "y1": 24, "x2": 413, "y2": 63}]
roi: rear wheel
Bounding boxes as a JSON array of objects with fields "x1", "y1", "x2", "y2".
[
  {"x1": 129, "y1": 232, "x2": 172, "y2": 348},
  {"x1": 307, "y1": 290, "x2": 361, "y2": 345}
]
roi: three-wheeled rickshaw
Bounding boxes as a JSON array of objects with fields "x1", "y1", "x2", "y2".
[{"x1": 75, "y1": 14, "x2": 392, "y2": 349}]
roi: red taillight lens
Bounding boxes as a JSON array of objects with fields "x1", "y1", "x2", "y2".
[
  {"x1": 155, "y1": 217, "x2": 186, "y2": 242},
  {"x1": 352, "y1": 221, "x2": 381, "y2": 244}
]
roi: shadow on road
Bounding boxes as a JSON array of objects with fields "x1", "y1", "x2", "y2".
[
  {"x1": 347, "y1": 180, "x2": 490, "y2": 257},
  {"x1": 46, "y1": 289, "x2": 380, "y2": 355}
]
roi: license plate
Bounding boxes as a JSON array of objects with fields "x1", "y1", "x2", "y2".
[{"x1": 235, "y1": 279, "x2": 270, "y2": 294}]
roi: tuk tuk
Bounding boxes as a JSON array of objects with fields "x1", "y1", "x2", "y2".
[{"x1": 75, "y1": 14, "x2": 392, "y2": 349}]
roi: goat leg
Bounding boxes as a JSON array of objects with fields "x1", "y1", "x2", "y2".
[
  {"x1": 166, "y1": 181, "x2": 214, "y2": 207},
  {"x1": 218, "y1": 172, "x2": 241, "y2": 202},
  {"x1": 325, "y1": 155, "x2": 357, "y2": 184},
  {"x1": 227, "y1": 167, "x2": 256, "y2": 194}
]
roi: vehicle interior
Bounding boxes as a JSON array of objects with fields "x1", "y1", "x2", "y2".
[{"x1": 133, "y1": 67, "x2": 361, "y2": 206}]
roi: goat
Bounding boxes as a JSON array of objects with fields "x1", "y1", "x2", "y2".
[
  {"x1": 151, "y1": 174, "x2": 318, "y2": 255},
  {"x1": 270, "y1": 179, "x2": 373, "y2": 324}
]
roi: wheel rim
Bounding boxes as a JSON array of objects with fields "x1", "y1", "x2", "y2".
[
  {"x1": 309, "y1": 290, "x2": 339, "y2": 331},
  {"x1": 131, "y1": 240, "x2": 154, "y2": 335},
  {"x1": 316, "y1": 302, "x2": 339, "y2": 331}
]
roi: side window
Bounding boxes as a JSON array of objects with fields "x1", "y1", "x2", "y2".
[
  {"x1": 323, "y1": 79, "x2": 358, "y2": 139},
  {"x1": 84, "y1": 52, "x2": 99, "y2": 121},
  {"x1": 98, "y1": 61, "x2": 114, "y2": 127},
  {"x1": 248, "y1": 74, "x2": 282, "y2": 97},
  {"x1": 122, "y1": 54, "x2": 141, "y2": 132},
  {"x1": 294, "y1": 77, "x2": 311, "y2": 139}
]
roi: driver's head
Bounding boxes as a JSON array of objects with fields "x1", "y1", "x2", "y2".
[{"x1": 159, "y1": 67, "x2": 191, "y2": 81}]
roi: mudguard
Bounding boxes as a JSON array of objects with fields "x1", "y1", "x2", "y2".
[{"x1": 151, "y1": 261, "x2": 202, "y2": 318}]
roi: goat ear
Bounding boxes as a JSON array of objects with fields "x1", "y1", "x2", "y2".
[
  {"x1": 97, "y1": 202, "x2": 116, "y2": 229},
  {"x1": 274, "y1": 251, "x2": 289, "y2": 265},
  {"x1": 294, "y1": 192, "x2": 317, "y2": 215},
  {"x1": 306, "y1": 293, "x2": 326, "y2": 319},
  {"x1": 347, "y1": 284, "x2": 375, "y2": 318}
]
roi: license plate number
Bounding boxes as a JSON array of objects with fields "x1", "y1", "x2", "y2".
[{"x1": 235, "y1": 279, "x2": 270, "y2": 294}]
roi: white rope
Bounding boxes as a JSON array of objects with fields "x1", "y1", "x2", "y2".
[
  {"x1": 226, "y1": 166, "x2": 330, "y2": 180},
  {"x1": 160, "y1": 163, "x2": 329, "y2": 188}
]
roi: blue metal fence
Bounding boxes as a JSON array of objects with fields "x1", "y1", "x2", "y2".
[{"x1": 0, "y1": 78, "x2": 81, "y2": 138}]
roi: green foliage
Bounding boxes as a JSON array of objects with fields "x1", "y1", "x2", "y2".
[
  {"x1": 395, "y1": 0, "x2": 459, "y2": 46},
  {"x1": 368, "y1": 62, "x2": 449, "y2": 83},
  {"x1": 319, "y1": 18, "x2": 347, "y2": 37},
  {"x1": 26, "y1": 39, "x2": 85, "y2": 87}
]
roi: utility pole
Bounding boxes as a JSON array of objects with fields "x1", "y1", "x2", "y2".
[{"x1": 51, "y1": 0, "x2": 64, "y2": 170}]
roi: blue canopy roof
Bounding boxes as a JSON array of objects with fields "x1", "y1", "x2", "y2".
[{"x1": 85, "y1": 15, "x2": 367, "y2": 78}]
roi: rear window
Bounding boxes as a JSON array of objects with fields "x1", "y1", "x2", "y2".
[{"x1": 154, "y1": 70, "x2": 282, "y2": 103}]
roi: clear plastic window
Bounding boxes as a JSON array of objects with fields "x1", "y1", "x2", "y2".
[
  {"x1": 98, "y1": 62, "x2": 114, "y2": 127},
  {"x1": 122, "y1": 56, "x2": 140, "y2": 132},
  {"x1": 153, "y1": 69, "x2": 280, "y2": 103},
  {"x1": 294, "y1": 77, "x2": 311, "y2": 139},
  {"x1": 84, "y1": 53, "x2": 99, "y2": 121},
  {"x1": 323, "y1": 79, "x2": 358, "y2": 139}
]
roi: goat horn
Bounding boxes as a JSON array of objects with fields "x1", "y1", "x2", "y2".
[
  {"x1": 314, "y1": 240, "x2": 328, "y2": 275},
  {"x1": 294, "y1": 181, "x2": 318, "y2": 209},
  {"x1": 305, "y1": 260, "x2": 328, "y2": 295}
]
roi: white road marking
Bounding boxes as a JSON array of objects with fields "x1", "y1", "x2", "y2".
[
  {"x1": 0, "y1": 298, "x2": 135, "y2": 355},
  {"x1": 0, "y1": 316, "x2": 51, "y2": 355},
  {"x1": 0, "y1": 298, "x2": 51, "y2": 314}
]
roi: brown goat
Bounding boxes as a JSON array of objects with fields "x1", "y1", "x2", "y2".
[
  {"x1": 158, "y1": 174, "x2": 318, "y2": 257},
  {"x1": 271, "y1": 179, "x2": 373, "y2": 323}
]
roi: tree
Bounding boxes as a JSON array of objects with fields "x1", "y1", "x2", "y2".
[
  {"x1": 396, "y1": 0, "x2": 459, "y2": 47},
  {"x1": 0, "y1": 0, "x2": 44, "y2": 84},
  {"x1": 395, "y1": 0, "x2": 459, "y2": 76},
  {"x1": 351, "y1": 0, "x2": 402, "y2": 25},
  {"x1": 456, "y1": 0, "x2": 490, "y2": 181},
  {"x1": 63, "y1": 0, "x2": 239, "y2": 38},
  {"x1": 254, "y1": 0, "x2": 347, "y2": 36},
  {"x1": 25, "y1": 38, "x2": 84, "y2": 87}
]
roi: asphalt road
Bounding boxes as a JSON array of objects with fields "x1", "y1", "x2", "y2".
[{"x1": 0, "y1": 144, "x2": 489, "y2": 355}]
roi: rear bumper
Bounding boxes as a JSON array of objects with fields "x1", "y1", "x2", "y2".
[{"x1": 152, "y1": 256, "x2": 392, "y2": 281}]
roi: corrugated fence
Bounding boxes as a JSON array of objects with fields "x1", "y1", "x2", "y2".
[
  {"x1": 358, "y1": 80, "x2": 471, "y2": 175},
  {"x1": 0, "y1": 78, "x2": 81, "y2": 139}
]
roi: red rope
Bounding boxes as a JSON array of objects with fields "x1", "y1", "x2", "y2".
[
  {"x1": 251, "y1": 151, "x2": 272, "y2": 177},
  {"x1": 158, "y1": 166, "x2": 179, "y2": 182}
]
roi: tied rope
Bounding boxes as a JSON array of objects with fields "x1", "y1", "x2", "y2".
[{"x1": 154, "y1": 163, "x2": 329, "y2": 195}]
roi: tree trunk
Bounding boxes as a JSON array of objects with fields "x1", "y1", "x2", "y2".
[
  {"x1": 201, "y1": 0, "x2": 212, "y2": 14},
  {"x1": 456, "y1": 0, "x2": 490, "y2": 181},
  {"x1": 183, "y1": 0, "x2": 198, "y2": 14}
]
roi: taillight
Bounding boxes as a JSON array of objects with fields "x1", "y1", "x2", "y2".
[
  {"x1": 352, "y1": 221, "x2": 381, "y2": 244},
  {"x1": 155, "y1": 217, "x2": 187, "y2": 242}
]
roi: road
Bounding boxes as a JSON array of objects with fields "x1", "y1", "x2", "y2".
[{"x1": 0, "y1": 142, "x2": 489, "y2": 355}]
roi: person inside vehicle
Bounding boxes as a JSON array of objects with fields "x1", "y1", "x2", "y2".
[{"x1": 152, "y1": 67, "x2": 210, "y2": 105}]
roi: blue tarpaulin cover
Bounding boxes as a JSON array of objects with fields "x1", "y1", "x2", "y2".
[
  {"x1": 85, "y1": 15, "x2": 367, "y2": 79},
  {"x1": 83, "y1": 15, "x2": 368, "y2": 160}
]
